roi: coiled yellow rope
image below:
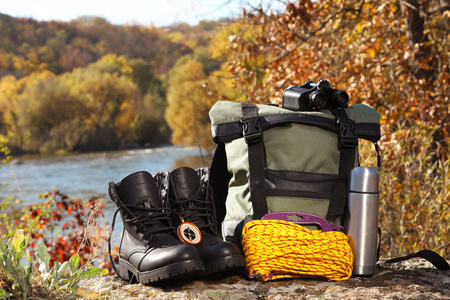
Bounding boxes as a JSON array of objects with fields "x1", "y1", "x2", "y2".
[{"x1": 242, "y1": 220, "x2": 353, "y2": 281}]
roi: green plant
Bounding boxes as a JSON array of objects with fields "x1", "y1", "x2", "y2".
[
  {"x1": 0, "y1": 134, "x2": 12, "y2": 164},
  {"x1": 0, "y1": 229, "x2": 106, "y2": 299},
  {"x1": 1, "y1": 140, "x2": 114, "y2": 299},
  {"x1": 0, "y1": 189, "x2": 116, "y2": 272}
]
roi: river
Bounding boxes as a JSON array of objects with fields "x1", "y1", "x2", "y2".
[{"x1": 0, "y1": 146, "x2": 210, "y2": 244}]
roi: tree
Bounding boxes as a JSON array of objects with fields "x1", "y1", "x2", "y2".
[
  {"x1": 166, "y1": 57, "x2": 218, "y2": 149},
  {"x1": 224, "y1": 0, "x2": 449, "y2": 257},
  {"x1": 164, "y1": 21, "x2": 247, "y2": 150},
  {"x1": 0, "y1": 75, "x2": 22, "y2": 133},
  {"x1": 12, "y1": 71, "x2": 82, "y2": 152},
  {"x1": 228, "y1": 0, "x2": 449, "y2": 157},
  {"x1": 65, "y1": 55, "x2": 139, "y2": 147},
  {"x1": 8, "y1": 55, "x2": 141, "y2": 153},
  {"x1": 132, "y1": 90, "x2": 171, "y2": 147}
]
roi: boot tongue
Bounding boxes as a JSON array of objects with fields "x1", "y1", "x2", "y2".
[
  {"x1": 170, "y1": 167, "x2": 200, "y2": 200},
  {"x1": 118, "y1": 171, "x2": 161, "y2": 208},
  {"x1": 170, "y1": 167, "x2": 215, "y2": 232}
]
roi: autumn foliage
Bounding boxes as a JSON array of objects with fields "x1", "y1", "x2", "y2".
[
  {"x1": 1, "y1": 190, "x2": 115, "y2": 270},
  {"x1": 1, "y1": 1, "x2": 449, "y2": 260},
  {"x1": 0, "y1": 15, "x2": 198, "y2": 153},
  {"x1": 221, "y1": 0, "x2": 449, "y2": 257},
  {"x1": 164, "y1": 0, "x2": 449, "y2": 257}
]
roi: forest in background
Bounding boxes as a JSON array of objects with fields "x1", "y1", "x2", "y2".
[
  {"x1": 1, "y1": 0, "x2": 449, "y2": 258},
  {"x1": 0, "y1": 13, "x2": 228, "y2": 153}
]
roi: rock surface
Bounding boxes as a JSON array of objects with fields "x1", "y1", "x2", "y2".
[{"x1": 78, "y1": 259, "x2": 450, "y2": 299}]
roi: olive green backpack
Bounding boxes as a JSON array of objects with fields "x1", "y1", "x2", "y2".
[{"x1": 208, "y1": 100, "x2": 381, "y2": 244}]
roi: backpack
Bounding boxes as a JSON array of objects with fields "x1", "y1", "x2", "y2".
[{"x1": 208, "y1": 100, "x2": 381, "y2": 244}]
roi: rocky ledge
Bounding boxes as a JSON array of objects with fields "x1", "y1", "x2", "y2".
[{"x1": 78, "y1": 258, "x2": 450, "y2": 299}]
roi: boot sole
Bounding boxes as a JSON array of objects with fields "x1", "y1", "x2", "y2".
[
  {"x1": 119, "y1": 258, "x2": 205, "y2": 283},
  {"x1": 204, "y1": 254, "x2": 246, "y2": 275}
]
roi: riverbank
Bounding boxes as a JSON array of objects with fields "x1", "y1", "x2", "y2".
[
  {"x1": 0, "y1": 146, "x2": 208, "y2": 205},
  {"x1": 78, "y1": 258, "x2": 450, "y2": 299}
]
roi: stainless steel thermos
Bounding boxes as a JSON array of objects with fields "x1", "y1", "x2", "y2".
[{"x1": 346, "y1": 167, "x2": 379, "y2": 276}]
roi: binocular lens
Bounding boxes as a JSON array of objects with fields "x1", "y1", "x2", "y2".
[
  {"x1": 334, "y1": 90, "x2": 349, "y2": 107},
  {"x1": 309, "y1": 91, "x2": 327, "y2": 108}
]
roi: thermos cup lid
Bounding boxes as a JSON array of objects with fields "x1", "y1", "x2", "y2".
[{"x1": 349, "y1": 167, "x2": 379, "y2": 193}]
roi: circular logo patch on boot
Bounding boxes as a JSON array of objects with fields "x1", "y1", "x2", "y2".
[{"x1": 177, "y1": 222, "x2": 202, "y2": 245}]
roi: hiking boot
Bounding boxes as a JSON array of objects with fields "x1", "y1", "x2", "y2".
[
  {"x1": 108, "y1": 171, "x2": 205, "y2": 283},
  {"x1": 167, "y1": 167, "x2": 246, "y2": 275}
]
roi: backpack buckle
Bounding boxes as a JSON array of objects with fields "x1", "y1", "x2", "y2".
[
  {"x1": 242, "y1": 118, "x2": 263, "y2": 144},
  {"x1": 336, "y1": 118, "x2": 358, "y2": 147}
]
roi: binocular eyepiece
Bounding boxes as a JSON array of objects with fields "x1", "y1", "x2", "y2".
[{"x1": 282, "y1": 80, "x2": 349, "y2": 111}]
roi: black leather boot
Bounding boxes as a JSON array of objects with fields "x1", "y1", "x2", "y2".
[
  {"x1": 108, "y1": 171, "x2": 205, "y2": 283},
  {"x1": 167, "y1": 167, "x2": 245, "y2": 275}
]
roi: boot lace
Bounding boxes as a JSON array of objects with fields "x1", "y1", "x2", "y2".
[
  {"x1": 171, "y1": 181, "x2": 217, "y2": 235},
  {"x1": 108, "y1": 182, "x2": 174, "y2": 281},
  {"x1": 113, "y1": 198, "x2": 175, "y2": 237}
]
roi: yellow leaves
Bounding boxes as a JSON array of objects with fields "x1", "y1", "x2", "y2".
[
  {"x1": 12, "y1": 229, "x2": 26, "y2": 252},
  {"x1": 228, "y1": 0, "x2": 450, "y2": 255},
  {"x1": 389, "y1": 3, "x2": 397, "y2": 14},
  {"x1": 89, "y1": 54, "x2": 133, "y2": 77},
  {"x1": 12, "y1": 229, "x2": 28, "y2": 266},
  {"x1": 0, "y1": 76, "x2": 22, "y2": 129},
  {"x1": 166, "y1": 57, "x2": 215, "y2": 148},
  {"x1": 12, "y1": 52, "x2": 49, "y2": 76},
  {"x1": 115, "y1": 101, "x2": 135, "y2": 138},
  {"x1": 210, "y1": 22, "x2": 248, "y2": 59},
  {"x1": 6, "y1": 54, "x2": 141, "y2": 153},
  {"x1": 0, "y1": 52, "x2": 8, "y2": 69},
  {"x1": 167, "y1": 31, "x2": 184, "y2": 43}
]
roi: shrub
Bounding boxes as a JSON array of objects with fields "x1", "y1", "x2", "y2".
[
  {"x1": 0, "y1": 229, "x2": 106, "y2": 299},
  {"x1": 360, "y1": 122, "x2": 450, "y2": 257}
]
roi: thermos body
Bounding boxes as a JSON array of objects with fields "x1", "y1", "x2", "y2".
[{"x1": 346, "y1": 167, "x2": 379, "y2": 276}]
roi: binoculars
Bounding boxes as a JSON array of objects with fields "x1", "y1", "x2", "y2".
[{"x1": 282, "y1": 80, "x2": 349, "y2": 111}]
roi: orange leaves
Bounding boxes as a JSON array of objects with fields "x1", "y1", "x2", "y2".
[
  {"x1": 230, "y1": 0, "x2": 448, "y2": 139},
  {"x1": 228, "y1": 0, "x2": 449, "y2": 257},
  {"x1": 284, "y1": 0, "x2": 314, "y2": 26},
  {"x1": 30, "y1": 208, "x2": 41, "y2": 218},
  {"x1": 12, "y1": 190, "x2": 108, "y2": 269}
]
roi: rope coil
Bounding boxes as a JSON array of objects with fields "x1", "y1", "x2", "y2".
[{"x1": 242, "y1": 220, "x2": 353, "y2": 281}]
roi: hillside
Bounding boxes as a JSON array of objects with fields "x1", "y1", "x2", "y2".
[
  {"x1": 0, "y1": 13, "x2": 227, "y2": 153},
  {"x1": 0, "y1": 13, "x2": 193, "y2": 76}
]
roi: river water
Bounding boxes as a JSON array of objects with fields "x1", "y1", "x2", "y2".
[{"x1": 0, "y1": 146, "x2": 210, "y2": 243}]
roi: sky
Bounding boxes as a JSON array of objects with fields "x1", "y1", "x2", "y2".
[{"x1": 0, "y1": 0, "x2": 286, "y2": 27}]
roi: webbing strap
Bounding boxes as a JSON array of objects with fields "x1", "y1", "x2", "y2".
[
  {"x1": 209, "y1": 143, "x2": 230, "y2": 225},
  {"x1": 385, "y1": 250, "x2": 450, "y2": 270},
  {"x1": 241, "y1": 103, "x2": 268, "y2": 219},
  {"x1": 328, "y1": 108, "x2": 358, "y2": 217}
]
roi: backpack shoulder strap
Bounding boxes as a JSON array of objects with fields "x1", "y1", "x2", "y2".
[
  {"x1": 328, "y1": 108, "x2": 358, "y2": 218},
  {"x1": 209, "y1": 102, "x2": 269, "y2": 225},
  {"x1": 240, "y1": 102, "x2": 268, "y2": 219}
]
